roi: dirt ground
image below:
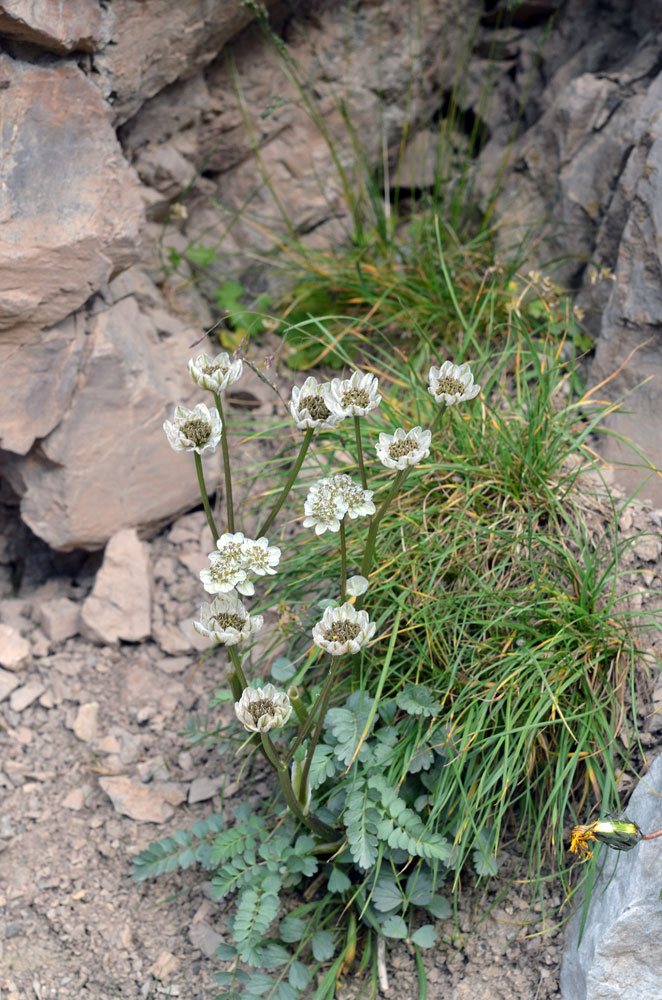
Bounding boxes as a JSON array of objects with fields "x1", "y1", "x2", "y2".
[{"x1": 0, "y1": 467, "x2": 661, "y2": 1000}]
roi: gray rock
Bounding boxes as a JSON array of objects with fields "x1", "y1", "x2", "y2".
[
  {"x1": 38, "y1": 597, "x2": 81, "y2": 642},
  {"x1": 188, "y1": 776, "x2": 224, "y2": 804},
  {"x1": 560, "y1": 753, "x2": 662, "y2": 999},
  {"x1": 0, "y1": 1, "x2": 103, "y2": 53},
  {"x1": 0, "y1": 668, "x2": 20, "y2": 702},
  {"x1": 80, "y1": 529, "x2": 151, "y2": 644},
  {"x1": 9, "y1": 681, "x2": 44, "y2": 713},
  {"x1": 189, "y1": 920, "x2": 224, "y2": 959}
]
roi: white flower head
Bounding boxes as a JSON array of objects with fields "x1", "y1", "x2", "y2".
[
  {"x1": 193, "y1": 592, "x2": 263, "y2": 646},
  {"x1": 235, "y1": 684, "x2": 292, "y2": 733},
  {"x1": 188, "y1": 352, "x2": 243, "y2": 393},
  {"x1": 428, "y1": 361, "x2": 480, "y2": 407},
  {"x1": 289, "y1": 376, "x2": 345, "y2": 430},
  {"x1": 163, "y1": 402, "x2": 222, "y2": 455},
  {"x1": 200, "y1": 531, "x2": 280, "y2": 597},
  {"x1": 375, "y1": 426, "x2": 431, "y2": 470},
  {"x1": 346, "y1": 575, "x2": 369, "y2": 597},
  {"x1": 323, "y1": 370, "x2": 382, "y2": 418},
  {"x1": 303, "y1": 475, "x2": 375, "y2": 534},
  {"x1": 312, "y1": 601, "x2": 376, "y2": 656}
]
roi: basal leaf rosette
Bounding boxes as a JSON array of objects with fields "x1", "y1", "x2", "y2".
[
  {"x1": 312, "y1": 602, "x2": 376, "y2": 656},
  {"x1": 289, "y1": 376, "x2": 345, "y2": 430},
  {"x1": 188, "y1": 352, "x2": 243, "y2": 393},
  {"x1": 428, "y1": 360, "x2": 480, "y2": 407},
  {"x1": 375, "y1": 426, "x2": 431, "y2": 470},
  {"x1": 235, "y1": 684, "x2": 293, "y2": 733},
  {"x1": 163, "y1": 402, "x2": 222, "y2": 455},
  {"x1": 322, "y1": 370, "x2": 382, "y2": 418},
  {"x1": 193, "y1": 592, "x2": 263, "y2": 647}
]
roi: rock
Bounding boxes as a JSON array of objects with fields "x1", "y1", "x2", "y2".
[
  {"x1": 188, "y1": 776, "x2": 224, "y2": 805},
  {"x1": 0, "y1": 1, "x2": 103, "y2": 53},
  {"x1": 0, "y1": 55, "x2": 143, "y2": 356},
  {"x1": 99, "y1": 776, "x2": 187, "y2": 823},
  {"x1": 154, "y1": 655, "x2": 191, "y2": 675},
  {"x1": 37, "y1": 597, "x2": 80, "y2": 642},
  {"x1": 632, "y1": 535, "x2": 662, "y2": 563},
  {"x1": 62, "y1": 788, "x2": 86, "y2": 811},
  {"x1": 73, "y1": 702, "x2": 99, "y2": 743},
  {"x1": 153, "y1": 622, "x2": 194, "y2": 656},
  {"x1": 0, "y1": 669, "x2": 20, "y2": 702},
  {"x1": 0, "y1": 625, "x2": 31, "y2": 671},
  {"x1": 9, "y1": 681, "x2": 44, "y2": 713},
  {"x1": 81, "y1": 530, "x2": 151, "y2": 643},
  {"x1": 560, "y1": 754, "x2": 662, "y2": 1000},
  {"x1": 188, "y1": 921, "x2": 223, "y2": 959},
  {"x1": 9, "y1": 290, "x2": 219, "y2": 550},
  {"x1": 148, "y1": 950, "x2": 178, "y2": 981}
]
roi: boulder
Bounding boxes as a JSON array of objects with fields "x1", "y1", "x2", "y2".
[
  {"x1": 0, "y1": 1, "x2": 103, "y2": 52},
  {"x1": 560, "y1": 753, "x2": 662, "y2": 999},
  {"x1": 0, "y1": 57, "x2": 143, "y2": 338},
  {"x1": 80, "y1": 528, "x2": 151, "y2": 643}
]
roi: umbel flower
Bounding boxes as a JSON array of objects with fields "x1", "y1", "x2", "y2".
[
  {"x1": 428, "y1": 361, "x2": 481, "y2": 407},
  {"x1": 303, "y1": 475, "x2": 376, "y2": 534},
  {"x1": 235, "y1": 684, "x2": 292, "y2": 733},
  {"x1": 289, "y1": 376, "x2": 344, "y2": 430},
  {"x1": 200, "y1": 532, "x2": 281, "y2": 597},
  {"x1": 376, "y1": 426, "x2": 431, "y2": 470},
  {"x1": 188, "y1": 352, "x2": 243, "y2": 393},
  {"x1": 193, "y1": 592, "x2": 263, "y2": 646},
  {"x1": 312, "y1": 602, "x2": 376, "y2": 656},
  {"x1": 323, "y1": 370, "x2": 382, "y2": 418},
  {"x1": 569, "y1": 818, "x2": 642, "y2": 861},
  {"x1": 163, "y1": 402, "x2": 222, "y2": 455}
]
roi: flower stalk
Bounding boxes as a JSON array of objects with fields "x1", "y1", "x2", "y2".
[
  {"x1": 339, "y1": 519, "x2": 347, "y2": 602},
  {"x1": 257, "y1": 426, "x2": 314, "y2": 537},
  {"x1": 194, "y1": 452, "x2": 219, "y2": 544},
  {"x1": 299, "y1": 657, "x2": 341, "y2": 804},
  {"x1": 214, "y1": 391, "x2": 235, "y2": 533},
  {"x1": 354, "y1": 415, "x2": 368, "y2": 490}
]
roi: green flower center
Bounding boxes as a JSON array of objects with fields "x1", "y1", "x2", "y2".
[
  {"x1": 389, "y1": 438, "x2": 417, "y2": 459},
  {"x1": 211, "y1": 613, "x2": 246, "y2": 631},
  {"x1": 300, "y1": 394, "x2": 331, "y2": 422},
  {"x1": 341, "y1": 387, "x2": 371, "y2": 408},
  {"x1": 434, "y1": 375, "x2": 465, "y2": 396},
  {"x1": 181, "y1": 416, "x2": 211, "y2": 446},
  {"x1": 249, "y1": 699, "x2": 276, "y2": 724},
  {"x1": 324, "y1": 621, "x2": 361, "y2": 643}
]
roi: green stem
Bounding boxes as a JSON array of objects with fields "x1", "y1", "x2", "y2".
[
  {"x1": 339, "y1": 518, "x2": 347, "y2": 603},
  {"x1": 260, "y1": 733, "x2": 339, "y2": 841},
  {"x1": 299, "y1": 657, "x2": 341, "y2": 799},
  {"x1": 227, "y1": 645, "x2": 249, "y2": 692},
  {"x1": 354, "y1": 415, "x2": 368, "y2": 490},
  {"x1": 194, "y1": 452, "x2": 219, "y2": 545},
  {"x1": 359, "y1": 468, "x2": 409, "y2": 581},
  {"x1": 214, "y1": 392, "x2": 234, "y2": 534},
  {"x1": 288, "y1": 684, "x2": 309, "y2": 725},
  {"x1": 257, "y1": 426, "x2": 314, "y2": 538}
]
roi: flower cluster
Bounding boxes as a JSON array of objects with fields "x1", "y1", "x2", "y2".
[
  {"x1": 235, "y1": 684, "x2": 292, "y2": 733},
  {"x1": 428, "y1": 361, "x2": 480, "y2": 407},
  {"x1": 163, "y1": 403, "x2": 222, "y2": 455},
  {"x1": 189, "y1": 351, "x2": 243, "y2": 393},
  {"x1": 200, "y1": 532, "x2": 281, "y2": 597},
  {"x1": 303, "y1": 474, "x2": 376, "y2": 534},
  {"x1": 376, "y1": 426, "x2": 431, "y2": 470},
  {"x1": 312, "y1": 602, "x2": 376, "y2": 656},
  {"x1": 194, "y1": 592, "x2": 263, "y2": 646}
]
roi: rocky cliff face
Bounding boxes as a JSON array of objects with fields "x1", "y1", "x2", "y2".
[{"x1": 0, "y1": 0, "x2": 660, "y2": 554}]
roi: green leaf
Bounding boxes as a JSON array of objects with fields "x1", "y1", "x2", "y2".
[
  {"x1": 381, "y1": 915, "x2": 408, "y2": 939},
  {"x1": 344, "y1": 783, "x2": 380, "y2": 870},
  {"x1": 234, "y1": 882, "x2": 281, "y2": 961},
  {"x1": 411, "y1": 924, "x2": 437, "y2": 948},
  {"x1": 274, "y1": 983, "x2": 298, "y2": 1000},
  {"x1": 133, "y1": 831, "x2": 193, "y2": 882},
  {"x1": 312, "y1": 929, "x2": 335, "y2": 961},
  {"x1": 308, "y1": 743, "x2": 337, "y2": 790},
  {"x1": 289, "y1": 961, "x2": 311, "y2": 990},
  {"x1": 215, "y1": 942, "x2": 238, "y2": 960},
  {"x1": 271, "y1": 657, "x2": 296, "y2": 682},
  {"x1": 396, "y1": 684, "x2": 442, "y2": 718},
  {"x1": 326, "y1": 700, "x2": 374, "y2": 766},
  {"x1": 327, "y1": 867, "x2": 351, "y2": 893},
  {"x1": 256, "y1": 942, "x2": 290, "y2": 968},
  {"x1": 186, "y1": 244, "x2": 217, "y2": 269},
  {"x1": 279, "y1": 914, "x2": 306, "y2": 943},
  {"x1": 209, "y1": 822, "x2": 261, "y2": 866},
  {"x1": 243, "y1": 972, "x2": 275, "y2": 997},
  {"x1": 371, "y1": 874, "x2": 403, "y2": 913},
  {"x1": 425, "y1": 895, "x2": 452, "y2": 919},
  {"x1": 473, "y1": 847, "x2": 499, "y2": 877},
  {"x1": 405, "y1": 868, "x2": 434, "y2": 907}
]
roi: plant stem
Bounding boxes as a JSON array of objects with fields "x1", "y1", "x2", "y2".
[
  {"x1": 299, "y1": 657, "x2": 340, "y2": 799},
  {"x1": 339, "y1": 518, "x2": 347, "y2": 602},
  {"x1": 288, "y1": 684, "x2": 308, "y2": 725},
  {"x1": 641, "y1": 827, "x2": 662, "y2": 841},
  {"x1": 354, "y1": 415, "x2": 368, "y2": 490},
  {"x1": 260, "y1": 733, "x2": 338, "y2": 841},
  {"x1": 358, "y1": 468, "x2": 409, "y2": 581},
  {"x1": 194, "y1": 452, "x2": 219, "y2": 545},
  {"x1": 256, "y1": 426, "x2": 314, "y2": 537},
  {"x1": 214, "y1": 392, "x2": 234, "y2": 533},
  {"x1": 227, "y1": 645, "x2": 249, "y2": 692}
]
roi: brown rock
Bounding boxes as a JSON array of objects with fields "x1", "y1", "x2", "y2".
[
  {"x1": 99, "y1": 776, "x2": 187, "y2": 823},
  {"x1": 81, "y1": 530, "x2": 151, "y2": 643},
  {"x1": 152, "y1": 621, "x2": 194, "y2": 656},
  {"x1": 0, "y1": 668, "x2": 20, "y2": 702},
  {"x1": 0, "y1": 57, "x2": 143, "y2": 339},
  {"x1": 11, "y1": 289, "x2": 219, "y2": 550},
  {"x1": 148, "y1": 950, "x2": 179, "y2": 981},
  {"x1": 9, "y1": 681, "x2": 44, "y2": 713},
  {"x1": 73, "y1": 702, "x2": 100, "y2": 743},
  {"x1": 0, "y1": 625, "x2": 31, "y2": 672},
  {"x1": 0, "y1": 1, "x2": 103, "y2": 53},
  {"x1": 62, "y1": 787, "x2": 86, "y2": 811},
  {"x1": 37, "y1": 597, "x2": 80, "y2": 643}
]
